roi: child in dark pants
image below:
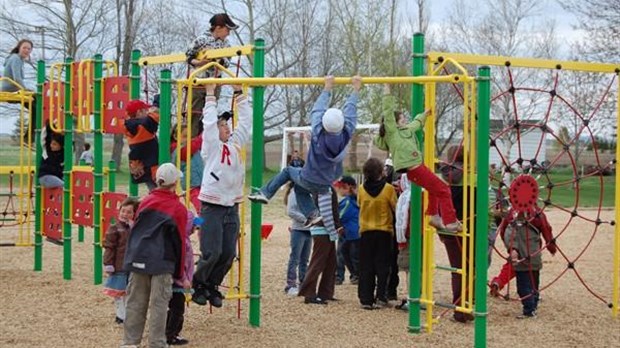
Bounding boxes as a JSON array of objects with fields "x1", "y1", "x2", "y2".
[
  {"x1": 500, "y1": 207, "x2": 555, "y2": 318},
  {"x1": 357, "y1": 158, "x2": 397, "y2": 309},
  {"x1": 166, "y1": 211, "x2": 197, "y2": 345}
]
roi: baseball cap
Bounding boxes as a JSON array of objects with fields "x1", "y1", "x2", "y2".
[
  {"x1": 210, "y1": 13, "x2": 239, "y2": 30},
  {"x1": 126, "y1": 100, "x2": 151, "y2": 115},
  {"x1": 384, "y1": 158, "x2": 393, "y2": 167},
  {"x1": 156, "y1": 163, "x2": 183, "y2": 187},
  {"x1": 334, "y1": 175, "x2": 356, "y2": 187}
]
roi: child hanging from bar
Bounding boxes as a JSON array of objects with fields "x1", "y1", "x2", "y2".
[
  {"x1": 500, "y1": 205, "x2": 556, "y2": 318},
  {"x1": 248, "y1": 75, "x2": 362, "y2": 227},
  {"x1": 123, "y1": 99, "x2": 160, "y2": 191},
  {"x1": 374, "y1": 84, "x2": 461, "y2": 233}
]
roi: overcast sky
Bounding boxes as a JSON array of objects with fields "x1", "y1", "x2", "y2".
[{"x1": 0, "y1": 0, "x2": 585, "y2": 134}]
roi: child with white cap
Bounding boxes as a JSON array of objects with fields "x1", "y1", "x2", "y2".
[
  {"x1": 121, "y1": 162, "x2": 188, "y2": 348},
  {"x1": 249, "y1": 75, "x2": 362, "y2": 227}
]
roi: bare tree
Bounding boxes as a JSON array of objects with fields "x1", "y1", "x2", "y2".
[
  {"x1": 559, "y1": 0, "x2": 620, "y2": 62},
  {"x1": 443, "y1": 0, "x2": 558, "y2": 166}
]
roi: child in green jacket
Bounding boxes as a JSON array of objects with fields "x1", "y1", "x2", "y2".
[{"x1": 374, "y1": 84, "x2": 460, "y2": 232}]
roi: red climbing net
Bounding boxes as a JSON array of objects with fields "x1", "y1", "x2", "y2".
[{"x1": 437, "y1": 61, "x2": 617, "y2": 311}]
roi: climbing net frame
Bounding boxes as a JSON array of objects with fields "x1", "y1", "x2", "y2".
[{"x1": 427, "y1": 51, "x2": 620, "y2": 319}]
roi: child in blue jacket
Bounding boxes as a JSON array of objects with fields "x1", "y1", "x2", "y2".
[
  {"x1": 334, "y1": 175, "x2": 360, "y2": 285},
  {"x1": 249, "y1": 76, "x2": 362, "y2": 227}
]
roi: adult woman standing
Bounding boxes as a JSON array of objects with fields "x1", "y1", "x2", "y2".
[{"x1": 2, "y1": 39, "x2": 37, "y2": 142}]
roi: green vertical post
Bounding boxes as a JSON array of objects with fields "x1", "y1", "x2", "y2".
[
  {"x1": 34, "y1": 60, "x2": 46, "y2": 271},
  {"x1": 78, "y1": 158, "x2": 86, "y2": 243},
  {"x1": 474, "y1": 66, "x2": 491, "y2": 348},
  {"x1": 108, "y1": 160, "x2": 116, "y2": 192},
  {"x1": 93, "y1": 54, "x2": 104, "y2": 285},
  {"x1": 249, "y1": 38, "x2": 265, "y2": 327},
  {"x1": 129, "y1": 50, "x2": 141, "y2": 197},
  {"x1": 158, "y1": 69, "x2": 172, "y2": 163},
  {"x1": 408, "y1": 33, "x2": 425, "y2": 333},
  {"x1": 63, "y1": 57, "x2": 74, "y2": 280}
]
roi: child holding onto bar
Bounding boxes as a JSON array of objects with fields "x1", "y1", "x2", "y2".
[
  {"x1": 374, "y1": 84, "x2": 461, "y2": 233},
  {"x1": 123, "y1": 99, "x2": 160, "y2": 191},
  {"x1": 248, "y1": 75, "x2": 362, "y2": 227}
]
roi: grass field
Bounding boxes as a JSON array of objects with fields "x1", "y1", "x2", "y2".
[{"x1": 0, "y1": 134, "x2": 616, "y2": 207}]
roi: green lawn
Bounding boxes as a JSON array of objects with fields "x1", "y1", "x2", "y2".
[{"x1": 0, "y1": 135, "x2": 615, "y2": 207}]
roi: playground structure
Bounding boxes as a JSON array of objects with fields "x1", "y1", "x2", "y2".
[{"x1": 0, "y1": 33, "x2": 618, "y2": 348}]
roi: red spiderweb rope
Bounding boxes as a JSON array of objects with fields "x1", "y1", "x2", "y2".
[{"x1": 437, "y1": 64, "x2": 617, "y2": 310}]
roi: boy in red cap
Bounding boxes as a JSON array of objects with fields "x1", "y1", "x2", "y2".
[{"x1": 124, "y1": 99, "x2": 160, "y2": 190}]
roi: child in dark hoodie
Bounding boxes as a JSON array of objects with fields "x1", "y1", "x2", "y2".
[
  {"x1": 248, "y1": 76, "x2": 361, "y2": 226},
  {"x1": 357, "y1": 157, "x2": 397, "y2": 310}
]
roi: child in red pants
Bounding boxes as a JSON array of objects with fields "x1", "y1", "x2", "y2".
[{"x1": 374, "y1": 84, "x2": 460, "y2": 232}]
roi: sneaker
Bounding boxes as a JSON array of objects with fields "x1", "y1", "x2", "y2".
[
  {"x1": 304, "y1": 296, "x2": 328, "y2": 305},
  {"x1": 445, "y1": 221, "x2": 463, "y2": 232},
  {"x1": 304, "y1": 215, "x2": 323, "y2": 228},
  {"x1": 209, "y1": 288, "x2": 224, "y2": 308},
  {"x1": 489, "y1": 282, "x2": 500, "y2": 297},
  {"x1": 115, "y1": 316, "x2": 124, "y2": 324},
  {"x1": 387, "y1": 294, "x2": 398, "y2": 301},
  {"x1": 167, "y1": 336, "x2": 189, "y2": 345},
  {"x1": 248, "y1": 192, "x2": 269, "y2": 204},
  {"x1": 335, "y1": 279, "x2": 344, "y2": 285},
  {"x1": 191, "y1": 285, "x2": 209, "y2": 306},
  {"x1": 375, "y1": 299, "x2": 389, "y2": 309},
  {"x1": 350, "y1": 276, "x2": 359, "y2": 285},
  {"x1": 517, "y1": 311, "x2": 537, "y2": 319},
  {"x1": 360, "y1": 304, "x2": 376, "y2": 310},
  {"x1": 428, "y1": 215, "x2": 446, "y2": 230},
  {"x1": 286, "y1": 287, "x2": 299, "y2": 297}
]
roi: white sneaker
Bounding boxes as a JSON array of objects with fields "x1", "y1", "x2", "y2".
[
  {"x1": 428, "y1": 215, "x2": 446, "y2": 230},
  {"x1": 286, "y1": 287, "x2": 299, "y2": 297},
  {"x1": 248, "y1": 192, "x2": 269, "y2": 204}
]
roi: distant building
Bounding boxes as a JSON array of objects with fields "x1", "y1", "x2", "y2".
[{"x1": 489, "y1": 119, "x2": 546, "y2": 169}]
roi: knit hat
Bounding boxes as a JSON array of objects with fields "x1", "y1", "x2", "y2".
[
  {"x1": 322, "y1": 108, "x2": 344, "y2": 134},
  {"x1": 126, "y1": 100, "x2": 151, "y2": 116},
  {"x1": 156, "y1": 163, "x2": 183, "y2": 187}
]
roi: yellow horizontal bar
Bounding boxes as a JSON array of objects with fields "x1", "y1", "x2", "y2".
[
  {"x1": 72, "y1": 166, "x2": 110, "y2": 174},
  {"x1": 225, "y1": 294, "x2": 249, "y2": 300},
  {"x1": 190, "y1": 75, "x2": 469, "y2": 86},
  {"x1": 419, "y1": 299, "x2": 472, "y2": 314},
  {"x1": 139, "y1": 45, "x2": 254, "y2": 66},
  {"x1": 0, "y1": 93, "x2": 34, "y2": 103},
  {"x1": 427, "y1": 52, "x2": 619, "y2": 73},
  {"x1": 0, "y1": 167, "x2": 33, "y2": 175}
]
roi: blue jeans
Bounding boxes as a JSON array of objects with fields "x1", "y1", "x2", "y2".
[
  {"x1": 516, "y1": 270, "x2": 540, "y2": 315},
  {"x1": 259, "y1": 166, "x2": 328, "y2": 218},
  {"x1": 336, "y1": 236, "x2": 359, "y2": 282},
  {"x1": 286, "y1": 229, "x2": 312, "y2": 289},
  {"x1": 39, "y1": 175, "x2": 64, "y2": 188}
]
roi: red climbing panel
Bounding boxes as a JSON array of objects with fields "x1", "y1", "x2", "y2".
[
  {"x1": 101, "y1": 192, "x2": 127, "y2": 237},
  {"x1": 42, "y1": 81, "x2": 65, "y2": 128},
  {"x1": 42, "y1": 187, "x2": 63, "y2": 241},
  {"x1": 72, "y1": 61, "x2": 94, "y2": 117},
  {"x1": 71, "y1": 171, "x2": 94, "y2": 227},
  {"x1": 102, "y1": 76, "x2": 130, "y2": 134}
]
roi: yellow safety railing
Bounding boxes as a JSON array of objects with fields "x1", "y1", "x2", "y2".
[
  {"x1": 47, "y1": 63, "x2": 66, "y2": 133},
  {"x1": 75, "y1": 59, "x2": 118, "y2": 133}
]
